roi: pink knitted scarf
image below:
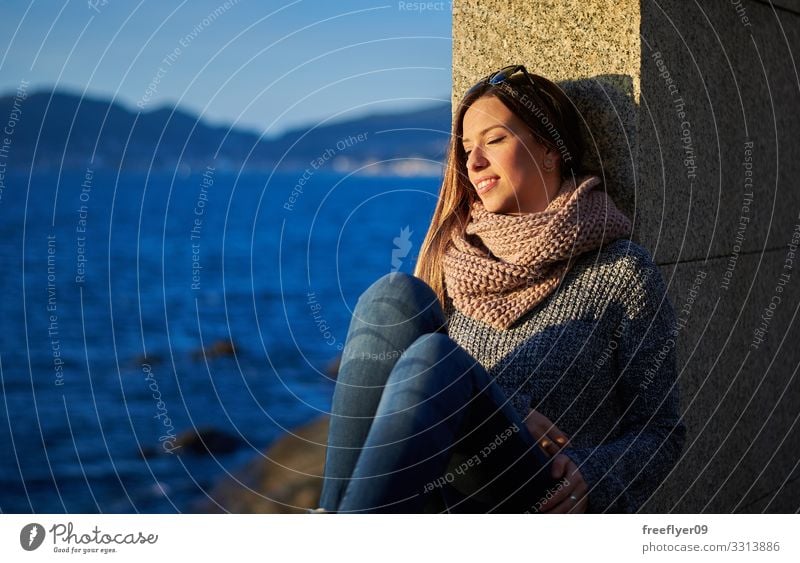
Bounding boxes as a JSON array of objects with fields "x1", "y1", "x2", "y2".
[{"x1": 442, "y1": 174, "x2": 632, "y2": 330}]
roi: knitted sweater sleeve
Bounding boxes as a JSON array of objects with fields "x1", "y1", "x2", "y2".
[{"x1": 561, "y1": 249, "x2": 686, "y2": 512}]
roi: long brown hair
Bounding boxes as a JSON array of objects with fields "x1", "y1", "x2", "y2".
[{"x1": 413, "y1": 70, "x2": 585, "y2": 308}]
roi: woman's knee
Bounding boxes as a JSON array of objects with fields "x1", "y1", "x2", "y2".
[
  {"x1": 386, "y1": 333, "x2": 475, "y2": 396},
  {"x1": 404, "y1": 331, "x2": 461, "y2": 360},
  {"x1": 358, "y1": 272, "x2": 435, "y2": 310}
]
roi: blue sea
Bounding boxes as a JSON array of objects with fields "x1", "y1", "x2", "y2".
[{"x1": 0, "y1": 167, "x2": 441, "y2": 513}]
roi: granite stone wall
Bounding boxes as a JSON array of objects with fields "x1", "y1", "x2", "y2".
[{"x1": 453, "y1": 0, "x2": 800, "y2": 512}]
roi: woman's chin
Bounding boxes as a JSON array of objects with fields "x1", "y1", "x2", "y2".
[
  {"x1": 481, "y1": 198, "x2": 509, "y2": 214},
  {"x1": 482, "y1": 197, "x2": 533, "y2": 215},
  {"x1": 478, "y1": 193, "x2": 498, "y2": 210}
]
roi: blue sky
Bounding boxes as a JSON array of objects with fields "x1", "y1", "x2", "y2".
[{"x1": 0, "y1": 0, "x2": 452, "y2": 135}]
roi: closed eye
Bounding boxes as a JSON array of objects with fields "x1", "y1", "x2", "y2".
[{"x1": 463, "y1": 135, "x2": 505, "y2": 157}]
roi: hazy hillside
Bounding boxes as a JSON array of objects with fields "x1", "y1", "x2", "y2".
[{"x1": 0, "y1": 90, "x2": 451, "y2": 174}]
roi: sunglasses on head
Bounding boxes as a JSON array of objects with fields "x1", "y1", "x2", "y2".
[
  {"x1": 464, "y1": 65, "x2": 529, "y2": 96},
  {"x1": 464, "y1": 64, "x2": 560, "y2": 111}
]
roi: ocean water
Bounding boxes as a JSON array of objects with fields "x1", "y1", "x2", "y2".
[{"x1": 0, "y1": 167, "x2": 441, "y2": 513}]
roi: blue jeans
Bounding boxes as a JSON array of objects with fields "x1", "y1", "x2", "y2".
[{"x1": 319, "y1": 272, "x2": 560, "y2": 513}]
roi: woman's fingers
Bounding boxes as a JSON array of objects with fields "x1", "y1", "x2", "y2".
[
  {"x1": 538, "y1": 437, "x2": 561, "y2": 457},
  {"x1": 540, "y1": 456, "x2": 588, "y2": 514},
  {"x1": 525, "y1": 409, "x2": 570, "y2": 456},
  {"x1": 550, "y1": 452, "x2": 570, "y2": 479},
  {"x1": 545, "y1": 422, "x2": 570, "y2": 448},
  {"x1": 542, "y1": 433, "x2": 569, "y2": 455},
  {"x1": 545, "y1": 487, "x2": 588, "y2": 514},
  {"x1": 545, "y1": 478, "x2": 589, "y2": 513}
]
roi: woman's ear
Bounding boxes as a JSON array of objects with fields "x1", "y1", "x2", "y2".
[
  {"x1": 542, "y1": 145, "x2": 560, "y2": 172},
  {"x1": 544, "y1": 144, "x2": 561, "y2": 161}
]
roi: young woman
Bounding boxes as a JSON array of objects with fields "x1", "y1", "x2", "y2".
[{"x1": 315, "y1": 66, "x2": 685, "y2": 514}]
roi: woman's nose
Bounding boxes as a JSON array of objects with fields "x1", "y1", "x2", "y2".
[{"x1": 467, "y1": 148, "x2": 488, "y2": 171}]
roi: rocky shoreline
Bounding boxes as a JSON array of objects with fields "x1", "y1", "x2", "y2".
[{"x1": 192, "y1": 416, "x2": 329, "y2": 514}]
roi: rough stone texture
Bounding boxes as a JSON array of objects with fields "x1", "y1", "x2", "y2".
[
  {"x1": 649, "y1": 250, "x2": 800, "y2": 512},
  {"x1": 451, "y1": 0, "x2": 641, "y2": 101},
  {"x1": 637, "y1": 0, "x2": 800, "y2": 264},
  {"x1": 454, "y1": 0, "x2": 800, "y2": 512},
  {"x1": 757, "y1": 0, "x2": 800, "y2": 15},
  {"x1": 194, "y1": 416, "x2": 328, "y2": 513}
]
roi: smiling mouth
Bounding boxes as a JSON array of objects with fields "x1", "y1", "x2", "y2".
[{"x1": 475, "y1": 177, "x2": 499, "y2": 194}]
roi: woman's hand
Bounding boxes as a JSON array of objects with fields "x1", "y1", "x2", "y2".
[
  {"x1": 538, "y1": 454, "x2": 589, "y2": 513},
  {"x1": 524, "y1": 408, "x2": 569, "y2": 457},
  {"x1": 524, "y1": 409, "x2": 588, "y2": 512}
]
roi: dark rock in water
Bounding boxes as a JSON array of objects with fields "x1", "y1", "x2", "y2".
[
  {"x1": 190, "y1": 339, "x2": 236, "y2": 361},
  {"x1": 173, "y1": 427, "x2": 245, "y2": 456},
  {"x1": 132, "y1": 354, "x2": 163, "y2": 368},
  {"x1": 193, "y1": 416, "x2": 329, "y2": 513},
  {"x1": 325, "y1": 354, "x2": 341, "y2": 379}
]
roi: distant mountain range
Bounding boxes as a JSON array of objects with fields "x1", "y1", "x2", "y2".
[{"x1": 0, "y1": 90, "x2": 451, "y2": 175}]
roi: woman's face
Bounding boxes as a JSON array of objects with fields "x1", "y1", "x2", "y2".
[{"x1": 461, "y1": 95, "x2": 559, "y2": 215}]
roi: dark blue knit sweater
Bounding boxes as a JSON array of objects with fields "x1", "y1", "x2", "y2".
[{"x1": 443, "y1": 238, "x2": 686, "y2": 513}]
